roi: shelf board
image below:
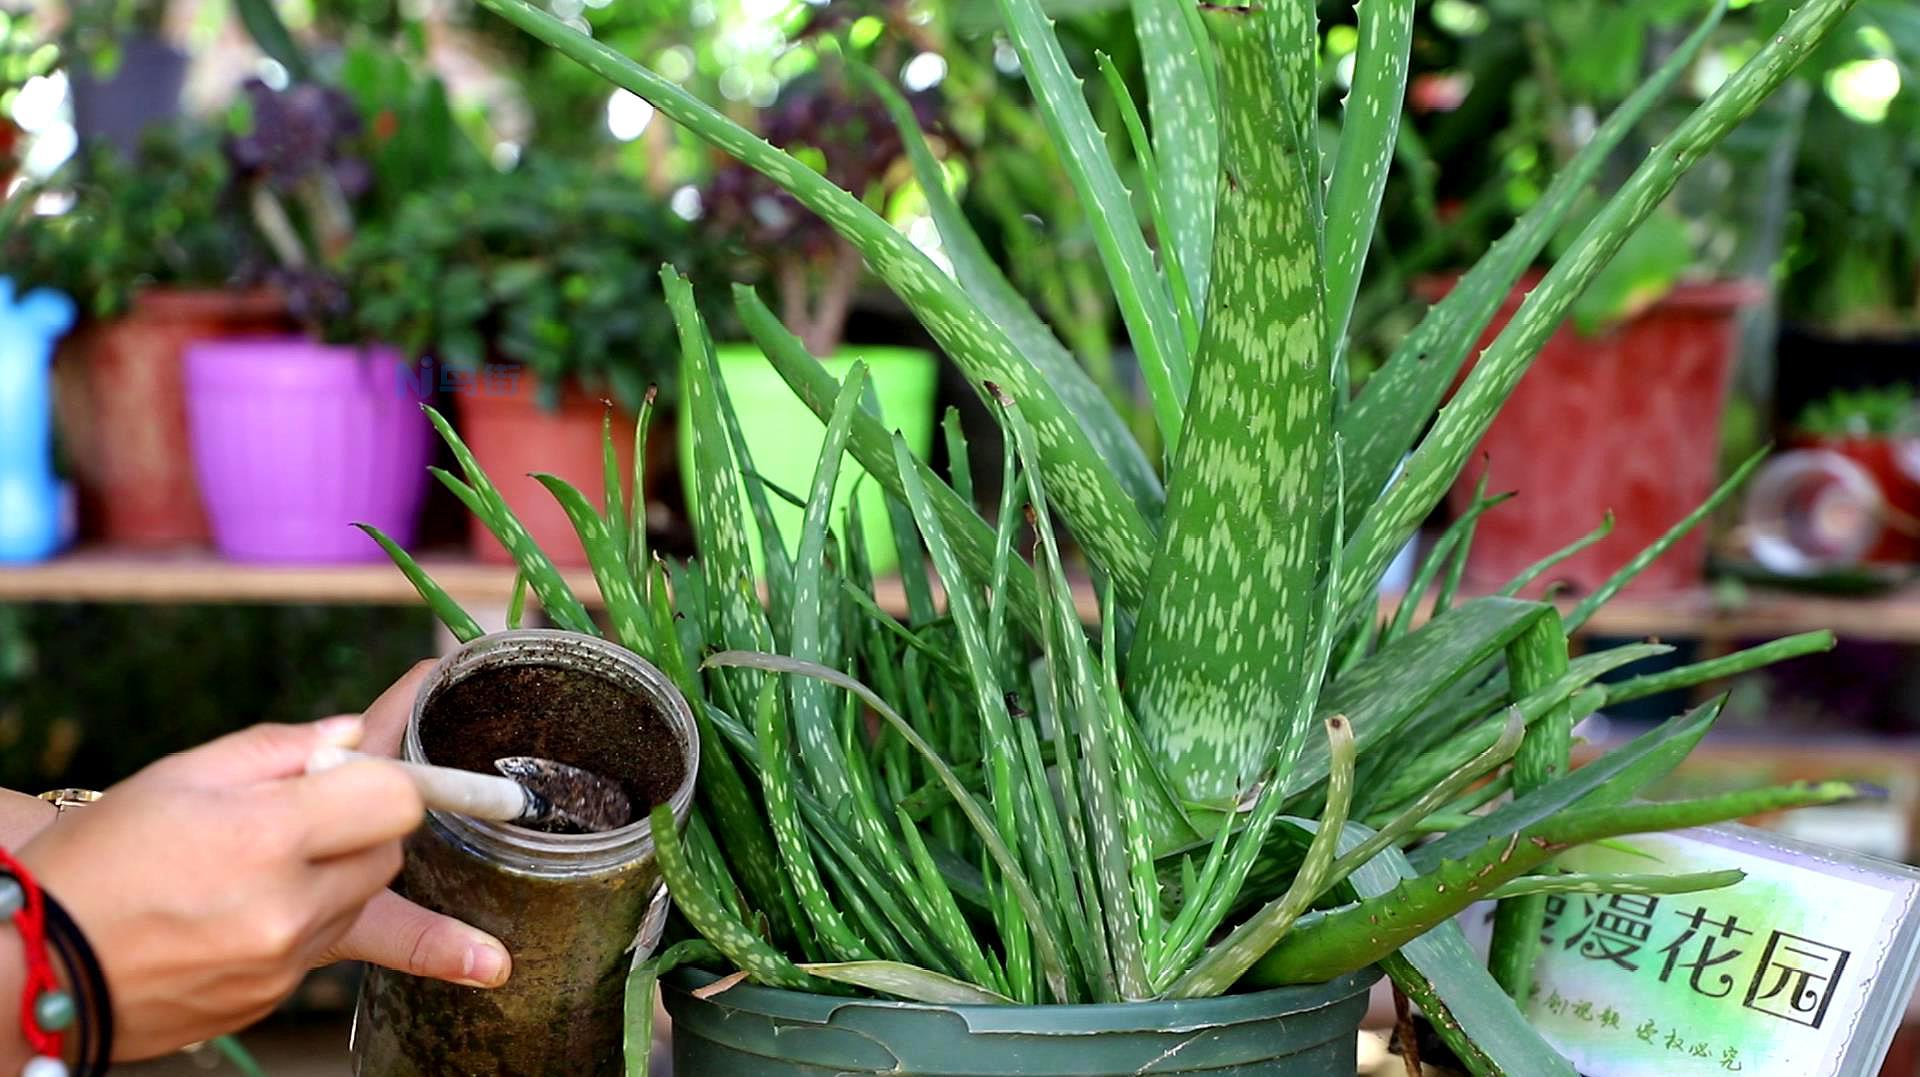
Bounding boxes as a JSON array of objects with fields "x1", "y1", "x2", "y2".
[{"x1": 3, "y1": 546, "x2": 1919, "y2": 641}]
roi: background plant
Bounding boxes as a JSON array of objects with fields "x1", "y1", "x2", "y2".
[
  {"x1": 346, "y1": 155, "x2": 715, "y2": 410},
  {"x1": 1781, "y1": 5, "x2": 1920, "y2": 335},
  {"x1": 1795, "y1": 384, "x2": 1920, "y2": 439},
  {"x1": 376, "y1": 0, "x2": 1866, "y2": 1072},
  {"x1": 3, "y1": 122, "x2": 262, "y2": 319}
]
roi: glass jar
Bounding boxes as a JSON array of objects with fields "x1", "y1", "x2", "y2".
[{"x1": 352, "y1": 630, "x2": 698, "y2": 1076}]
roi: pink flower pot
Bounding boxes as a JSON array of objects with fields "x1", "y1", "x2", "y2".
[{"x1": 185, "y1": 338, "x2": 430, "y2": 563}]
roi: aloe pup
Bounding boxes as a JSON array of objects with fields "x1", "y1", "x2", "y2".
[{"x1": 374, "y1": 0, "x2": 1863, "y2": 1071}]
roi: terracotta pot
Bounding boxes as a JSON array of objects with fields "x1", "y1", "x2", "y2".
[
  {"x1": 454, "y1": 374, "x2": 670, "y2": 566},
  {"x1": 54, "y1": 288, "x2": 287, "y2": 546},
  {"x1": 1425, "y1": 276, "x2": 1763, "y2": 597}
]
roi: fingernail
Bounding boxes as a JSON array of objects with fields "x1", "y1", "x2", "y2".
[
  {"x1": 314, "y1": 716, "x2": 365, "y2": 748},
  {"x1": 457, "y1": 941, "x2": 511, "y2": 988}
]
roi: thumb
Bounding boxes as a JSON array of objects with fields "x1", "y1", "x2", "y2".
[
  {"x1": 321, "y1": 890, "x2": 512, "y2": 989},
  {"x1": 156, "y1": 717, "x2": 366, "y2": 787}
]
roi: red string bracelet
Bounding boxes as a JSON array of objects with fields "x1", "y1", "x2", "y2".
[{"x1": 0, "y1": 847, "x2": 64, "y2": 1064}]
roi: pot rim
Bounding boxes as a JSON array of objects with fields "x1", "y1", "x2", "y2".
[
  {"x1": 661, "y1": 965, "x2": 1380, "y2": 1033},
  {"x1": 406, "y1": 629, "x2": 700, "y2": 867},
  {"x1": 1413, "y1": 271, "x2": 1767, "y2": 315}
]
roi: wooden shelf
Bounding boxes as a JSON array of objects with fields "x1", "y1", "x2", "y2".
[{"x1": 6, "y1": 546, "x2": 1920, "y2": 642}]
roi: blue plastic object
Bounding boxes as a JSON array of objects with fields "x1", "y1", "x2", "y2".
[{"x1": 0, "y1": 276, "x2": 77, "y2": 562}]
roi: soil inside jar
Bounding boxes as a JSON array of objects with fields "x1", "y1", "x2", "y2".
[{"x1": 419, "y1": 662, "x2": 686, "y2": 831}]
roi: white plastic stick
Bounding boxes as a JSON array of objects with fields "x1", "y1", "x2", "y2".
[{"x1": 305, "y1": 747, "x2": 531, "y2": 823}]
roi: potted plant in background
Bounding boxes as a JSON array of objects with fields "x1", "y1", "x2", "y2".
[
  {"x1": 184, "y1": 47, "x2": 472, "y2": 564},
  {"x1": 692, "y1": 57, "x2": 940, "y2": 574},
  {"x1": 370, "y1": 0, "x2": 1867, "y2": 1071},
  {"x1": 1773, "y1": 22, "x2": 1918, "y2": 430},
  {"x1": 7, "y1": 127, "x2": 284, "y2": 548},
  {"x1": 1388, "y1": 2, "x2": 1806, "y2": 597},
  {"x1": 347, "y1": 155, "x2": 708, "y2": 566}
]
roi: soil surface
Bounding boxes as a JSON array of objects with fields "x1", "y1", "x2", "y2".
[{"x1": 420, "y1": 663, "x2": 686, "y2": 831}]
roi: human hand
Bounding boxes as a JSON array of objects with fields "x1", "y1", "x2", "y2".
[
  {"x1": 306, "y1": 661, "x2": 512, "y2": 991},
  {"x1": 17, "y1": 661, "x2": 509, "y2": 1061}
]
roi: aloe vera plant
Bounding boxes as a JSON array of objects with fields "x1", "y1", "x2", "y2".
[{"x1": 375, "y1": 0, "x2": 1866, "y2": 1071}]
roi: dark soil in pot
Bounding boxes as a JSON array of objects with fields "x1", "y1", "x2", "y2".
[{"x1": 418, "y1": 663, "x2": 685, "y2": 815}]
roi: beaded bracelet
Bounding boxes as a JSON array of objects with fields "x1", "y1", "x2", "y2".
[{"x1": 0, "y1": 850, "x2": 109, "y2": 1077}]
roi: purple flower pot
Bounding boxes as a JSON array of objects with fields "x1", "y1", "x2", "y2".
[{"x1": 185, "y1": 338, "x2": 429, "y2": 563}]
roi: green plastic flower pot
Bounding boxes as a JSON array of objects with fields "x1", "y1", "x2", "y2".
[
  {"x1": 679, "y1": 344, "x2": 938, "y2": 575},
  {"x1": 662, "y1": 967, "x2": 1379, "y2": 1075}
]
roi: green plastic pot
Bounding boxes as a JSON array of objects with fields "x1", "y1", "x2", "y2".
[
  {"x1": 662, "y1": 967, "x2": 1379, "y2": 1075},
  {"x1": 679, "y1": 344, "x2": 938, "y2": 575}
]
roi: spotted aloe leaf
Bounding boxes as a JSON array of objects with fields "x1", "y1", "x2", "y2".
[{"x1": 1126, "y1": 2, "x2": 1332, "y2": 809}]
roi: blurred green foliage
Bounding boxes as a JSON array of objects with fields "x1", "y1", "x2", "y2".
[
  {"x1": 0, "y1": 604, "x2": 433, "y2": 791},
  {"x1": 1795, "y1": 383, "x2": 1920, "y2": 438},
  {"x1": 4, "y1": 126, "x2": 263, "y2": 320},
  {"x1": 1782, "y1": 2, "x2": 1920, "y2": 334},
  {"x1": 347, "y1": 154, "x2": 727, "y2": 409}
]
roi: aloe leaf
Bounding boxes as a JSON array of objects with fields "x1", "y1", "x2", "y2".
[
  {"x1": 624, "y1": 939, "x2": 721, "y2": 1077},
  {"x1": 855, "y1": 64, "x2": 1162, "y2": 514},
  {"x1": 750, "y1": 683, "x2": 873, "y2": 961},
  {"x1": 995, "y1": 0, "x2": 1189, "y2": 447},
  {"x1": 232, "y1": 0, "x2": 311, "y2": 82},
  {"x1": 474, "y1": 0, "x2": 1157, "y2": 598},
  {"x1": 736, "y1": 286, "x2": 1047, "y2": 637},
  {"x1": 704, "y1": 649, "x2": 1074, "y2": 1002},
  {"x1": 1005, "y1": 392, "x2": 1144, "y2": 999},
  {"x1": 1500, "y1": 511, "x2": 1613, "y2": 596},
  {"x1": 1410, "y1": 697, "x2": 1726, "y2": 873},
  {"x1": 356, "y1": 524, "x2": 484, "y2": 642},
  {"x1": 785, "y1": 362, "x2": 869, "y2": 813},
  {"x1": 797, "y1": 962, "x2": 1013, "y2": 1005},
  {"x1": 1323, "y1": 0, "x2": 1414, "y2": 365},
  {"x1": 505, "y1": 570, "x2": 527, "y2": 631},
  {"x1": 1352, "y1": 832, "x2": 1579, "y2": 1077},
  {"x1": 1128, "y1": 4, "x2": 1333, "y2": 808},
  {"x1": 894, "y1": 809, "x2": 1005, "y2": 992},
  {"x1": 1167, "y1": 717, "x2": 1355, "y2": 998},
  {"x1": 942, "y1": 409, "x2": 974, "y2": 505},
  {"x1": 1128, "y1": 0, "x2": 1217, "y2": 320},
  {"x1": 1253, "y1": 781, "x2": 1865, "y2": 985},
  {"x1": 649, "y1": 802, "x2": 819, "y2": 992},
  {"x1": 1566, "y1": 449, "x2": 1764, "y2": 632},
  {"x1": 530, "y1": 473, "x2": 653, "y2": 656},
  {"x1": 422, "y1": 407, "x2": 595, "y2": 635},
  {"x1": 665, "y1": 267, "x2": 775, "y2": 691},
  {"x1": 1488, "y1": 613, "x2": 1574, "y2": 999},
  {"x1": 1094, "y1": 51, "x2": 1199, "y2": 354},
  {"x1": 600, "y1": 407, "x2": 626, "y2": 569},
  {"x1": 1384, "y1": 484, "x2": 1511, "y2": 644},
  {"x1": 1288, "y1": 597, "x2": 1547, "y2": 800},
  {"x1": 1329, "y1": 710, "x2": 1524, "y2": 890},
  {"x1": 1487, "y1": 869, "x2": 1746, "y2": 901},
  {"x1": 628, "y1": 386, "x2": 658, "y2": 573},
  {"x1": 1605, "y1": 631, "x2": 1834, "y2": 706},
  {"x1": 683, "y1": 682, "x2": 805, "y2": 951},
  {"x1": 1335, "y1": 1, "x2": 1728, "y2": 538},
  {"x1": 1340, "y1": 0, "x2": 1850, "y2": 611}
]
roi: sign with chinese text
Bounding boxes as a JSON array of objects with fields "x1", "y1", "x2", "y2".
[{"x1": 1463, "y1": 824, "x2": 1920, "y2": 1075}]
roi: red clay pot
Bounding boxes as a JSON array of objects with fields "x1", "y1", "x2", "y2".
[
  {"x1": 53, "y1": 287, "x2": 288, "y2": 546},
  {"x1": 453, "y1": 375, "x2": 644, "y2": 567},
  {"x1": 1428, "y1": 277, "x2": 1763, "y2": 597}
]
